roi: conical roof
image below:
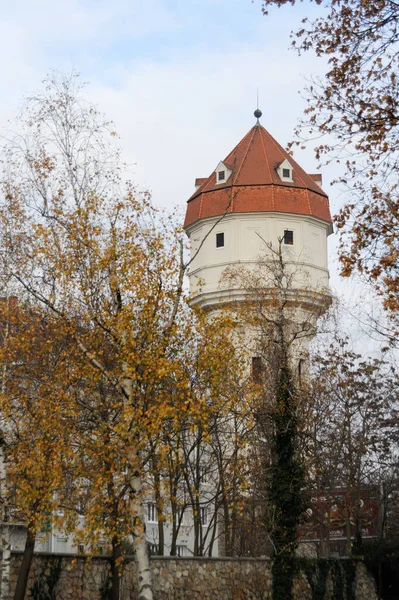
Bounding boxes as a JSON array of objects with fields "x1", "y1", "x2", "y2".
[{"x1": 184, "y1": 124, "x2": 332, "y2": 229}]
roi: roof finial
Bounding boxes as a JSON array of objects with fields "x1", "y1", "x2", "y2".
[{"x1": 254, "y1": 88, "x2": 262, "y2": 124}]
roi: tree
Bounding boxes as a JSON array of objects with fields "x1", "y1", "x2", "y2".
[
  {"x1": 222, "y1": 238, "x2": 326, "y2": 599},
  {"x1": 303, "y1": 336, "x2": 398, "y2": 556},
  {"x1": 261, "y1": 0, "x2": 399, "y2": 321},
  {"x1": 0, "y1": 300, "x2": 77, "y2": 600},
  {"x1": 0, "y1": 73, "x2": 245, "y2": 599},
  {"x1": 131, "y1": 310, "x2": 252, "y2": 558}
]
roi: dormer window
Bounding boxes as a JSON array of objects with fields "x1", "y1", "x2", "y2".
[
  {"x1": 215, "y1": 161, "x2": 232, "y2": 185},
  {"x1": 277, "y1": 159, "x2": 294, "y2": 183}
]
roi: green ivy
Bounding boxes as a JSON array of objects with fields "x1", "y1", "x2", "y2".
[
  {"x1": 99, "y1": 572, "x2": 112, "y2": 600},
  {"x1": 345, "y1": 561, "x2": 356, "y2": 600},
  {"x1": 363, "y1": 538, "x2": 399, "y2": 595},
  {"x1": 331, "y1": 561, "x2": 344, "y2": 600},
  {"x1": 30, "y1": 557, "x2": 62, "y2": 600},
  {"x1": 269, "y1": 362, "x2": 305, "y2": 600},
  {"x1": 296, "y1": 558, "x2": 357, "y2": 600},
  {"x1": 300, "y1": 559, "x2": 330, "y2": 600}
]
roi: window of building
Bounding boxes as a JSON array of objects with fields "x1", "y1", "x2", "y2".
[
  {"x1": 200, "y1": 507, "x2": 208, "y2": 526},
  {"x1": 252, "y1": 357, "x2": 262, "y2": 383},
  {"x1": 148, "y1": 543, "x2": 159, "y2": 555},
  {"x1": 215, "y1": 161, "x2": 232, "y2": 185},
  {"x1": 277, "y1": 160, "x2": 294, "y2": 182},
  {"x1": 283, "y1": 230, "x2": 294, "y2": 245},
  {"x1": 147, "y1": 503, "x2": 158, "y2": 523},
  {"x1": 216, "y1": 232, "x2": 224, "y2": 248},
  {"x1": 78, "y1": 544, "x2": 85, "y2": 554},
  {"x1": 176, "y1": 545, "x2": 187, "y2": 557}
]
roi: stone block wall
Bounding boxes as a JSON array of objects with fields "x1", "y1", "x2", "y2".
[{"x1": 4, "y1": 553, "x2": 378, "y2": 600}]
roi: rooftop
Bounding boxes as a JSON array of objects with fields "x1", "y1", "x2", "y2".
[{"x1": 184, "y1": 122, "x2": 332, "y2": 230}]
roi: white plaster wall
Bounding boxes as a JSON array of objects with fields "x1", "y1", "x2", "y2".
[{"x1": 186, "y1": 212, "x2": 330, "y2": 308}]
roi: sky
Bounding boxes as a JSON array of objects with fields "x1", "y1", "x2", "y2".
[{"x1": 0, "y1": 0, "x2": 384, "y2": 346}]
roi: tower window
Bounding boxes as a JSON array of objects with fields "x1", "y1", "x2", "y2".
[
  {"x1": 282, "y1": 168, "x2": 291, "y2": 178},
  {"x1": 283, "y1": 230, "x2": 294, "y2": 245},
  {"x1": 216, "y1": 232, "x2": 224, "y2": 248},
  {"x1": 252, "y1": 357, "x2": 262, "y2": 383},
  {"x1": 218, "y1": 170, "x2": 225, "y2": 181}
]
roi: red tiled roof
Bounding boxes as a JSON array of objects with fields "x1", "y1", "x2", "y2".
[
  {"x1": 195, "y1": 178, "x2": 207, "y2": 187},
  {"x1": 184, "y1": 124, "x2": 332, "y2": 229}
]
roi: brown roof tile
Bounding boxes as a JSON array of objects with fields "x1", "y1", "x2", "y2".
[{"x1": 184, "y1": 124, "x2": 332, "y2": 229}]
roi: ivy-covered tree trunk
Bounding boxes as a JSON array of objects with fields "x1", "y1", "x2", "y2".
[{"x1": 269, "y1": 352, "x2": 305, "y2": 600}]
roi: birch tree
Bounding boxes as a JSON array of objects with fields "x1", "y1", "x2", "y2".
[{"x1": 0, "y1": 73, "x2": 249, "y2": 599}]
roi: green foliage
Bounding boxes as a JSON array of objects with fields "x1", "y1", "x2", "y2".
[
  {"x1": 297, "y1": 558, "x2": 357, "y2": 600},
  {"x1": 30, "y1": 558, "x2": 62, "y2": 600},
  {"x1": 363, "y1": 539, "x2": 399, "y2": 576},
  {"x1": 120, "y1": 539, "x2": 135, "y2": 556},
  {"x1": 270, "y1": 363, "x2": 305, "y2": 600},
  {"x1": 99, "y1": 575, "x2": 112, "y2": 600},
  {"x1": 301, "y1": 559, "x2": 330, "y2": 600},
  {"x1": 343, "y1": 560, "x2": 356, "y2": 600},
  {"x1": 331, "y1": 561, "x2": 344, "y2": 600},
  {"x1": 363, "y1": 539, "x2": 399, "y2": 597}
]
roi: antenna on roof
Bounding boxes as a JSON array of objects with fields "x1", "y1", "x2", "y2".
[{"x1": 254, "y1": 88, "x2": 262, "y2": 125}]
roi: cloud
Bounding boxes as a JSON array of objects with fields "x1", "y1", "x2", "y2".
[
  {"x1": 0, "y1": 0, "x2": 350, "y2": 297},
  {"x1": 87, "y1": 46, "x2": 328, "y2": 210}
]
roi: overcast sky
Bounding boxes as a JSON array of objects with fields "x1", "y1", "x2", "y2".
[{"x1": 0, "y1": 0, "x2": 382, "y2": 343}]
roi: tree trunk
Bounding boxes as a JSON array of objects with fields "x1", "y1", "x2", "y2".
[
  {"x1": 134, "y1": 528, "x2": 152, "y2": 600},
  {"x1": 270, "y1": 350, "x2": 304, "y2": 600},
  {"x1": 129, "y1": 450, "x2": 153, "y2": 600},
  {"x1": 14, "y1": 527, "x2": 35, "y2": 600},
  {"x1": 123, "y1": 372, "x2": 153, "y2": 600},
  {"x1": 170, "y1": 501, "x2": 177, "y2": 556},
  {"x1": 0, "y1": 445, "x2": 11, "y2": 600},
  {"x1": 1, "y1": 523, "x2": 11, "y2": 600},
  {"x1": 344, "y1": 502, "x2": 352, "y2": 555},
  {"x1": 207, "y1": 504, "x2": 218, "y2": 556},
  {"x1": 1, "y1": 304, "x2": 11, "y2": 600},
  {"x1": 109, "y1": 537, "x2": 122, "y2": 600},
  {"x1": 153, "y1": 473, "x2": 164, "y2": 556}
]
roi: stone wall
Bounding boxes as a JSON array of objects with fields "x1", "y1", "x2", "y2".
[{"x1": 5, "y1": 553, "x2": 378, "y2": 600}]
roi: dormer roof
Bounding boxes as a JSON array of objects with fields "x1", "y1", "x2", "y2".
[{"x1": 184, "y1": 123, "x2": 332, "y2": 231}]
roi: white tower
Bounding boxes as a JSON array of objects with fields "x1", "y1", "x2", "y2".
[
  {"x1": 183, "y1": 112, "x2": 333, "y2": 557},
  {"x1": 184, "y1": 112, "x2": 333, "y2": 327}
]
